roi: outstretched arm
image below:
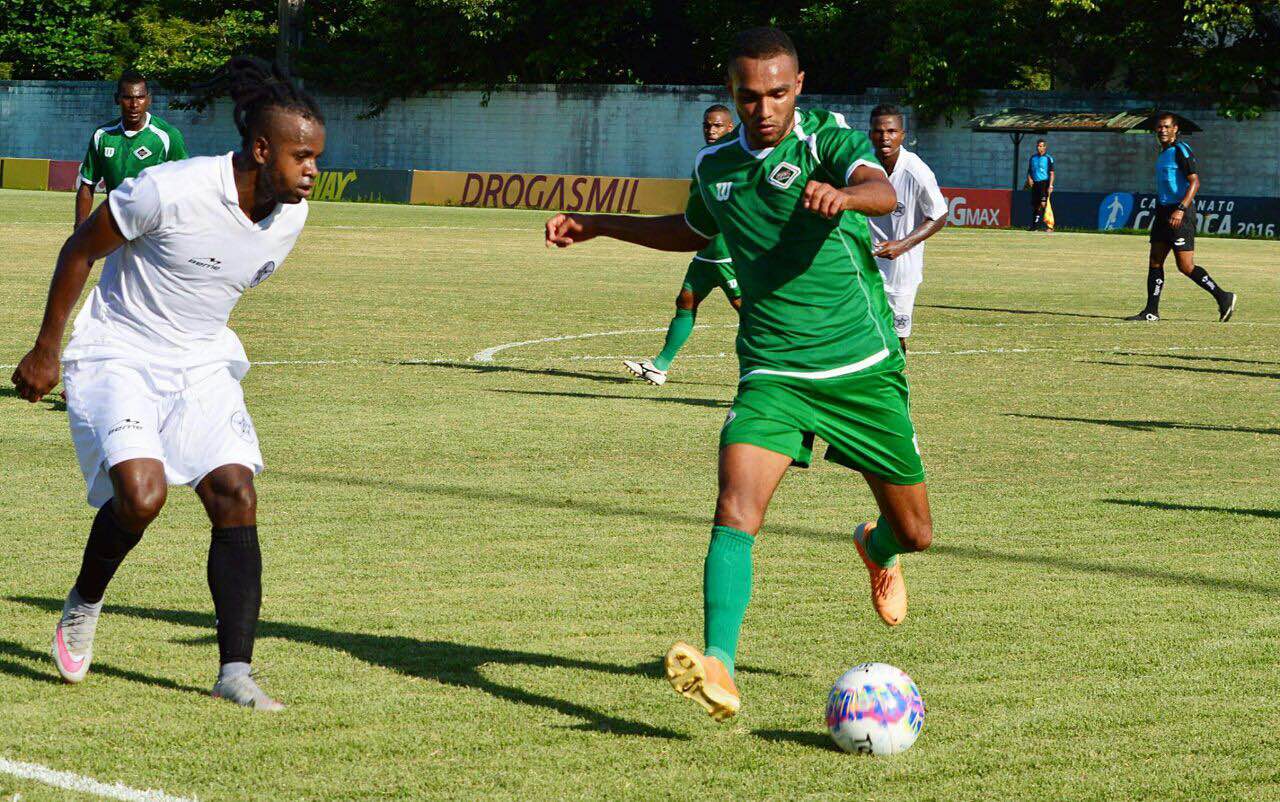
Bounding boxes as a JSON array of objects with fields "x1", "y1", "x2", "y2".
[
  {"x1": 802, "y1": 164, "x2": 897, "y2": 220},
  {"x1": 11, "y1": 202, "x2": 127, "y2": 402},
  {"x1": 545, "y1": 213, "x2": 709, "y2": 252}
]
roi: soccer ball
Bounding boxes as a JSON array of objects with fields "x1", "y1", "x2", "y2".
[{"x1": 825, "y1": 662, "x2": 925, "y2": 755}]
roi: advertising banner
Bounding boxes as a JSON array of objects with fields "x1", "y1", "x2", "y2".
[
  {"x1": 411, "y1": 170, "x2": 691, "y2": 214},
  {"x1": 1, "y1": 157, "x2": 50, "y2": 190},
  {"x1": 939, "y1": 187, "x2": 1011, "y2": 228},
  {"x1": 309, "y1": 168, "x2": 413, "y2": 203},
  {"x1": 1017, "y1": 190, "x2": 1280, "y2": 238},
  {"x1": 48, "y1": 160, "x2": 81, "y2": 191}
]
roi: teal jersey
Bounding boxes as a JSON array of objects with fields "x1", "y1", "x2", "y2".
[
  {"x1": 684, "y1": 108, "x2": 898, "y2": 379},
  {"x1": 694, "y1": 234, "x2": 731, "y2": 263},
  {"x1": 79, "y1": 113, "x2": 188, "y2": 192}
]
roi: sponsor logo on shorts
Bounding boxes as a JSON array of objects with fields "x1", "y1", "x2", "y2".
[
  {"x1": 230, "y1": 410, "x2": 257, "y2": 443},
  {"x1": 1174, "y1": 237, "x2": 1186, "y2": 246},
  {"x1": 894, "y1": 314, "x2": 911, "y2": 332},
  {"x1": 767, "y1": 162, "x2": 800, "y2": 190},
  {"x1": 133, "y1": 145, "x2": 153, "y2": 160},
  {"x1": 715, "y1": 182, "x2": 732, "y2": 201},
  {"x1": 249, "y1": 261, "x2": 277, "y2": 288},
  {"x1": 107, "y1": 417, "x2": 143, "y2": 436},
  {"x1": 187, "y1": 256, "x2": 223, "y2": 271}
]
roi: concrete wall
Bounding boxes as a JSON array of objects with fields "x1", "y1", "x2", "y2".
[{"x1": 2, "y1": 80, "x2": 1277, "y2": 197}]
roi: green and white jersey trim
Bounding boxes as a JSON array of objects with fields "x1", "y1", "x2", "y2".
[
  {"x1": 741, "y1": 347, "x2": 890, "y2": 381},
  {"x1": 691, "y1": 254, "x2": 732, "y2": 263}
]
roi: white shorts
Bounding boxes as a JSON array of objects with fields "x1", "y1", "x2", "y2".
[
  {"x1": 63, "y1": 359, "x2": 263, "y2": 508},
  {"x1": 885, "y1": 290, "x2": 918, "y2": 339}
]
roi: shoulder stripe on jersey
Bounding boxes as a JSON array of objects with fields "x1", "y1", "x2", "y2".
[
  {"x1": 148, "y1": 123, "x2": 172, "y2": 157},
  {"x1": 695, "y1": 135, "x2": 742, "y2": 171},
  {"x1": 832, "y1": 111, "x2": 850, "y2": 129}
]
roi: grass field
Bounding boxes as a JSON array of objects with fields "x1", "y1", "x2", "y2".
[{"x1": 1, "y1": 187, "x2": 1277, "y2": 801}]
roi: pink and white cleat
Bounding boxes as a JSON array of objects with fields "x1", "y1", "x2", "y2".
[{"x1": 51, "y1": 589, "x2": 101, "y2": 684}]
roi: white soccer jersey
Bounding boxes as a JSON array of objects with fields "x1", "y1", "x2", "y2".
[
  {"x1": 62, "y1": 153, "x2": 308, "y2": 377},
  {"x1": 867, "y1": 148, "x2": 947, "y2": 293}
]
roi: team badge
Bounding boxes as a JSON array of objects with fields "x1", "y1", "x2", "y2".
[
  {"x1": 248, "y1": 261, "x2": 277, "y2": 288},
  {"x1": 230, "y1": 411, "x2": 257, "y2": 443},
  {"x1": 103, "y1": 147, "x2": 116, "y2": 158},
  {"x1": 715, "y1": 182, "x2": 732, "y2": 201},
  {"x1": 133, "y1": 145, "x2": 152, "y2": 160},
  {"x1": 893, "y1": 201, "x2": 906, "y2": 216},
  {"x1": 767, "y1": 161, "x2": 801, "y2": 190}
]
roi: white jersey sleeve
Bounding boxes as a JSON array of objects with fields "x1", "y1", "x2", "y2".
[
  {"x1": 914, "y1": 160, "x2": 948, "y2": 222},
  {"x1": 107, "y1": 171, "x2": 166, "y2": 241}
]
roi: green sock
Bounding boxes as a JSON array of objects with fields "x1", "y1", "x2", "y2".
[
  {"x1": 653, "y1": 308, "x2": 695, "y2": 371},
  {"x1": 863, "y1": 515, "x2": 905, "y2": 568},
  {"x1": 703, "y1": 525, "x2": 754, "y2": 677}
]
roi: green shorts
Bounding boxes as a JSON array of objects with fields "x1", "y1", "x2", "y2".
[
  {"x1": 682, "y1": 257, "x2": 741, "y2": 300},
  {"x1": 719, "y1": 366, "x2": 925, "y2": 485}
]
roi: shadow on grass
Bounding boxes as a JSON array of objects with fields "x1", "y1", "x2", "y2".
[
  {"x1": 0, "y1": 385, "x2": 66, "y2": 412},
  {"x1": 918, "y1": 303, "x2": 1116, "y2": 321},
  {"x1": 489, "y1": 388, "x2": 729, "y2": 409},
  {"x1": 753, "y1": 728, "x2": 839, "y2": 751},
  {"x1": 1085, "y1": 360, "x2": 1280, "y2": 381},
  {"x1": 6, "y1": 597, "x2": 684, "y2": 740},
  {"x1": 1107, "y1": 352, "x2": 1280, "y2": 367},
  {"x1": 1007, "y1": 413, "x2": 1280, "y2": 437},
  {"x1": 0, "y1": 636, "x2": 205, "y2": 694},
  {"x1": 1103, "y1": 499, "x2": 1279, "y2": 520},
  {"x1": 273, "y1": 470, "x2": 1280, "y2": 599}
]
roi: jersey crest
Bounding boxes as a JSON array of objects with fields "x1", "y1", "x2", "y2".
[
  {"x1": 103, "y1": 147, "x2": 116, "y2": 158},
  {"x1": 248, "y1": 261, "x2": 277, "y2": 288},
  {"x1": 767, "y1": 162, "x2": 801, "y2": 190},
  {"x1": 133, "y1": 145, "x2": 153, "y2": 160},
  {"x1": 714, "y1": 182, "x2": 732, "y2": 201}
]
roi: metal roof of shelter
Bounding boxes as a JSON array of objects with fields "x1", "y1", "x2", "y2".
[{"x1": 969, "y1": 108, "x2": 1201, "y2": 134}]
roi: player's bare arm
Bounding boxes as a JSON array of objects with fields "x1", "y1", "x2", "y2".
[
  {"x1": 801, "y1": 164, "x2": 896, "y2": 220},
  {"x1": 74, "y1": 182, "x2": 95, "y2": 229},
  {"x1": 1170, "y1": 172, "x2": 1199, "y2": 227},
  {"x1": 874, "y1": 214, "x2": 946, "y2": 260},
  {"x1": 545, "y1": 212, "x2": 709, "y2": 252},
  {"x1": 11, "y1": 203, "x2": 126, "y2": 402}
]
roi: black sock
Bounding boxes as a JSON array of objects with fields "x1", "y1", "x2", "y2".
[
  {"x1": 208, "y1": 525, "x2": 262, "y2": 665},
  {"x1": 1188, "y1": 265, "x2": 1227, "y2": 300},
  {"x1": 74, "y1": 502, "x2": 144, "y2": 604},
  {"x1": 1145, "y1": 267, "x2": 1165, "y2": 313}
]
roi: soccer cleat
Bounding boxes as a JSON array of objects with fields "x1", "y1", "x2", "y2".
[
  {"x1": 1124, "y1": 310, "x2": 1159, "y2": 322},
  {"x1": 664, "y1": 641, "x2": 740, "y2": 722},
  {"x1": 1218, "y1": 292, "x2": 1237, "y2": 322},
  {"x1": 211, "y1": 672, "x2": 285, "y2": 712},
  {"x1": 51, "y1": 589, "x2": 101, "y2": 684},
  {"x1": 853, "y1": 522, "x2": 908, "y2": 627},
  {"x1": 623, "y1": 359, "x2": 667, "y2": 386}
]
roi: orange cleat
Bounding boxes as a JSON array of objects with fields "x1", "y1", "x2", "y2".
[
  {"x1": 664, "y1": 641, "x2": 740, "y2": 721},
  {"x1": 853, "y1": 521, "x2": 908, "y2": 626}
]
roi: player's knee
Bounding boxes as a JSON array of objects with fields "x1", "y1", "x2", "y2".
[
  {"x1": 213, "y1": 478, "x2": 257, "y2": 518},
  {"x1": 896, "y1": 519, "x2": 933, "y2": 552},
  {"x1": 675, "y1": 290, "x2": 697, "y2": 311},
  {"x1": 115, "y1": 481, "x2": 167, "y2": 528},
  {"x1": 714, "y1": 493, "x2": 764, "y2": 535}
]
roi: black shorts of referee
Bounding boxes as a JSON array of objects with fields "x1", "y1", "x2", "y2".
[
  {"x1": 1030, "y1": 180, "x2": 1051, "y2": 208},
  {"x1": 1150, "y1": 203, "x2": 1196, "y2": 252}
]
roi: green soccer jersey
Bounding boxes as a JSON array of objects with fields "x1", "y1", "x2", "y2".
[
  {"x1": 78, "y1": 113, "x2": 188, "y2": 192},
  {"x1": 694, "y1": 234, "x2": 731, "y2": 263},
  {"x1": 684, "y1": 108, "x2": 898, "y2": 379}
]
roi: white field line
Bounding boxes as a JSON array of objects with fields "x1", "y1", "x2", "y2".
[
  {"x1": 470, "y1": 325, "x2": 719, "y2": 362},
  {"x1": 0, "y1": 757, "x2": 195, "y2": 802}
]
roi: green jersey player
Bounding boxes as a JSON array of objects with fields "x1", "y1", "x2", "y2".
[
  {"x1": 624, "y1": 105, "x2": 742, "y2": 386},
  {"x1": 75, "y1": 70, "x2": 188, "y2": 229},
  {"x1": 546, "y1": 27, "x2": 934, "y2": 722}
]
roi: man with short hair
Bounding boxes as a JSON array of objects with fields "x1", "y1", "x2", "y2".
[
  {"x1": 13, "y1": 56, "x2": 324, "y2": 710},
  {"x1": 625, "y1": 104, "x2": 741, "y2": 385},
  {"x1": 75, "y1": 70, "x2": 188, "y2": 229},
  {"x1": 547, "y1": 27, "x2": 933, "y2": 722},
  {"x1": 1125, "y1": 113, "x2": 1236, "y2": 322},
  {"x1": 1024, "y1": 138, "x2": 1054, "y2": 231},
  {"x1": 867, "y1": 104, "x2": 947, "y2": 354}
]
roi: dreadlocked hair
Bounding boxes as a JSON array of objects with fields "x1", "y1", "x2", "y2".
[{"x1": 195, "y1": 56, "x2": 324, "y2": 148}]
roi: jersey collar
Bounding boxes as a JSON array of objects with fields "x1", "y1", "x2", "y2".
[
  {"x1": 737, "y1": 110, "x2": 802, "y2": 159},
  {"x1": 220, "y1": 152, "x2": 285, "y2": 230},
  {"x1": 121, "y1": 112, "x2": 152, "y2": 137}
]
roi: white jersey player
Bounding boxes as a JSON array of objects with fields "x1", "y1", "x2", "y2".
[
  {"x1": 865, "y1": 105, "x2": 948, "y2": 353},
  {"x1": 11, "y1": 56, "x2": 325, "y2": 711}
]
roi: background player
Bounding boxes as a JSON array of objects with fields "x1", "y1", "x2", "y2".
[
  {"x1": 1024, "y1": 138, "x2": 1054, "y2": 231},
  {"x1": 1126, "y1": 113, "x2": 1236, "y2": 322},
  {"x1": 75, "y1": 70, "x2": 188, "y2": 229},
  {"x1": 867, "y1": 104, "x2": 947, "y2": 354},
  {"x1": 11, "y1": 56, "x2": 324, "y2": 711},
  {"x1": 547, "y1": 27, "x2": 933, "y2": 723},
  {"x1": 624, "y1": 105, "x2": 741, "y2": 386}
]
